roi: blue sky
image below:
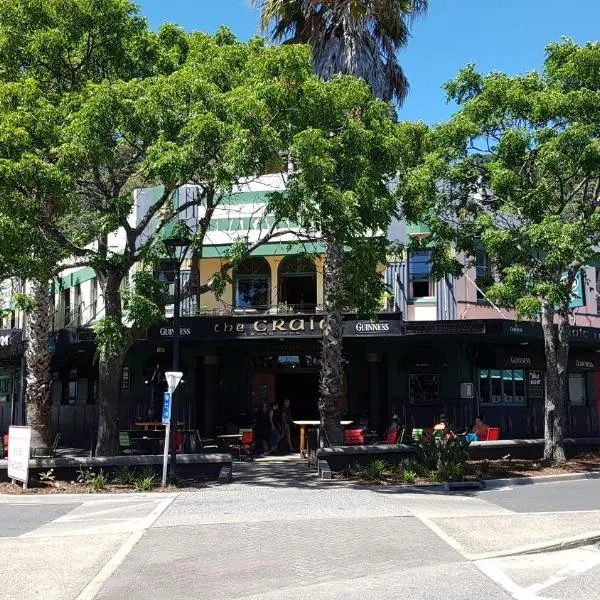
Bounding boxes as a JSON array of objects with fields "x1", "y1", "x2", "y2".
[{"x1": 137, "y1": 1, "x2": 600, "y2": 124}]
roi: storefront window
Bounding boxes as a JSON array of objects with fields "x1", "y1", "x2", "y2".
[
  {"x1": 62, "y1": 370, "x2": 78, "y2": 405},
  {"x1": 409, "y1": 373, "x2": 440, "y2": 405},
  {"x1": 408, "y1": 250, "x2": 433, "y2": 298},
  {"x1": 479, "y1": 369, "x2": 526, "y2": 405},
  {"x1": 0, "y1": 376, "x2": 9, "y2": 402},
  {"x1": 569, "y1": 373, "x2": 587, "y2": 406}
]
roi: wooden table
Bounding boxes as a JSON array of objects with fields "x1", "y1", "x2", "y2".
[
  {"x1": 134, "y1": 422, "x2": 184, "y2": 431},
  {"x1": 292, "y1": 421, "x2": 353, "y2": 457}
]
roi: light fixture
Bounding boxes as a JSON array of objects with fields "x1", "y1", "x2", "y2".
[{"x1": 519, "y1": 342, "x2": 529, "y2": 346}]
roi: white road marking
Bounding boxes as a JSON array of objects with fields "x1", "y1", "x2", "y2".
[{"x1": 74, "y1": 495, "x2": 176, "y2": 600}]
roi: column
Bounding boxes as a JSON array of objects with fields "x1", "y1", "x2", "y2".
[
  {"x1": 367, "y1": 352, "x2": 382, "y2": 433},
  {"x1": 204, "y1": 355, "x2": 218, "y2": 436}
]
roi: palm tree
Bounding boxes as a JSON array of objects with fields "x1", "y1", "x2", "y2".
[
  {"x1": 254, "y1": 0, "x2": 427, "y2": 443},
  {"x1": 254, "y1": 0, "x2": 427, "y2": 104}
]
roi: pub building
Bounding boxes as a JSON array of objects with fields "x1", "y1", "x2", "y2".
[{"x1": 2, "y1": 175, "x2": 600, "y2": 444}]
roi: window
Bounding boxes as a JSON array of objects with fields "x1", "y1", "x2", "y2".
[
  {"x1": 62, "y1": 370, "x2": 78, "y2": 405},
  {"x1": 408, "y1": 250, "x2": 433, "y2": 298},
  {"x1": 62, "y1": 289, "x2": 71, "y2": 327},
  {"x1": 121, "y1": 366, "x2": 131, "y2": 392},
  {"x1": 235, "y1": 259, "x2": 270, "y2": 309},
  {"x1": 87, "y1": 380, "x2": 97, "y2": 405},
  {"x1": 479, "y1": 369, "x2": 526, "y2": 405},
  {"x1": 475, "y1": 251, "x2": 492, "y2": 300},
  {"x1": 569, "y1": 373, "x2": 587, "y2": 406},
  {"x1": 409, "y1": 373, "x2": 440, "y2": 405},
  {"x1": 0, "y1": 376, "x2": 9, "y2": 402}
]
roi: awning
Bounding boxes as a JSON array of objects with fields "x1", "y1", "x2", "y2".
[
  {"x1": 569, "y1": 350, "x2": 600, "y2": 371},
  {"x1": 476, "y1": 345, "x2": 546, "y2": 370}
]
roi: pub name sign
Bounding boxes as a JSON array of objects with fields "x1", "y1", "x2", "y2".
[{"x1": 156, "y1": 316, "x2": 402, "y2": 340}]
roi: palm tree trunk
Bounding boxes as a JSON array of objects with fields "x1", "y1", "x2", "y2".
[
  {"x1": 25, "y1": 279, "x2": 52, "y2": 452},
  {"x1": 319, "y1": 238, "x2": 344, "y2": 445},
  {"x1": 95, "y1": 273, "x2": 130, "y2": 456},
  {"x1": 541, "y1": 301, "x2": 568, "y2": 463}
]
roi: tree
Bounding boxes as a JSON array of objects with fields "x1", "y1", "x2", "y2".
[
  {"x1": 400, "y1": 40, "x2": 600, "y2": 462},
  {"x1": 254, "y1": 0, "x2": 428, "y2": 441},
  {"x1": 0, "y1": 0, "x2": 160, "y2": 452},
  {"x1": 43, "y1": 31, "x2": 313, "y2": 455},
  {"x1": 269, "y1": 77, "x2": 403, "y2": 442},
  {"x1": 253, "y1": 0, "x2": 427, "y2": 103}
]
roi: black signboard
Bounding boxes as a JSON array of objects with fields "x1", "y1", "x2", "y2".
[
  {"x1": 404, "y1": 321, "x2": 486, "y2": 336},
  {"x1": 152, "y1": 315, "x2": 404, "y2": 341},
  {"x1": 528, "y1": 370, "x2": 543, "y2": 398},
  {"x1": 409, "y1": 373, "x2": 440, "y2": 405}
]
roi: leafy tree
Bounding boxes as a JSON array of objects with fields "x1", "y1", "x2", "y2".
[
  {"x1": 41, "y1": 31, "x2": 313, "y2": 456},
  {"x1": 254, "y1": 0, "x2": 428, "y2": 441},
  {"x1": 269, "y1": 77, "x2": 403, "y2": 442},
  {"x1": 400, "y1": 40, "x2": 600, "y2": 462}
]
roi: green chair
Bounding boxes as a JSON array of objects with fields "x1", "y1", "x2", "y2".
[
  {"x1": 411, "y1": 428, "x2": 424, "y2": 442},
  {"x1": 119, "y1": 431, "x2": 135, "y2": 455}
]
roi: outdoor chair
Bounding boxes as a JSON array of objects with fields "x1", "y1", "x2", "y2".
[
  {"x1": 31, "y1": 433, "x2": 61, "y2": 458},
  {"x1": 119, "y1": 431, "x2": 139, "y2": 455},
  {"x1": 411, "y1": 428, "x2": 424, "y2": 442},
  {"x1": 385, "y1": 428, "x2": 401, "y2": 445},
  {"x1": 230, "y1": 431, "x2": 254, "y2": 461},
  {"x1": 343, "y1": 429, "x2": 365, "y2": 445},
  {"x1": 486, "y1": 427, "x2": 500, "y2": 441}
]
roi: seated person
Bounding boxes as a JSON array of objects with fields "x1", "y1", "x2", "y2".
[
  {"x1": 433, "y1": 413, "x2": 449, "y2": 432},
  {"x1": 472, "y1": 415, "x2": 490, "y2": 440},
  {"x1": 385, "y1": 414, "x2": 404, "y2": 439},
  {"x1": 358, "y1": 416, "x2": 371, "y2": 434}
]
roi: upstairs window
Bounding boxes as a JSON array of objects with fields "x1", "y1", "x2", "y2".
[
  {"x1": 475, "y1": 251, "x2": 492, "y2": 300},
  {"x1": 408, "y1": 250, "x2": 433, "y2": 298},
  {"x1": 235, "y1": 258, "x2": 271, "y2": 309}
]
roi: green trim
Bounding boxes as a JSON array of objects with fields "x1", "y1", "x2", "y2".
[
  {"x1": 220, "y1": 190, "x2": 273, "y2": 205},
  {"x1": 406, "y1": 222, "x2": 430, "y2": 236},
  {"x1": 202, "y1": 241, "x2": 326, "y2": 258},
  {"x1": 52, "y1": 266, "x2": 96, "y2": 294},
  {"x1": 408, "y1": 298, "x2": 437, "y2": 305}
]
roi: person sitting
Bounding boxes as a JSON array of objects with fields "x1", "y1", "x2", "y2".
[
  {"x1": 358, "y1": 416, "x2": 371, "y2": 434},
  {"x1": 472, "y1": 415, "x2": 490, "y2": 440},
  {"x1": 433, "y1": 413, "x2": 449, "y2": 432},
  {"x1": 385, "y1": 414, "x2": 404, "y2": 441}
]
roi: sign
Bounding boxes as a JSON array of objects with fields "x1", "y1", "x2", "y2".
[
  {"x1": 152, "y1": 314, "x2": 404, "y2": 341},
  {"x1": 165, "y1": 371, "x2": 183, "y2": 393},
  {"x1": 528, "y1": 370, "x2": 543, "y2": 398},
  {"x1": 7, "y1": 426, "x2": 31, "y2": 486},
  {"x1": 563, "y1": 270, "x2": 585, "y2": 309},
  {"x1": 404, "y1": 321, "x2": 486, "y2": 336},
  {"x1": 162, "y1": 392, "x2": 172, "y2": 425}
]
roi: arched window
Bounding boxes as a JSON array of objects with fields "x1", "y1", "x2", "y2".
[
  {"x1": 234, "y1": 258, "x2": 271, "y2": 309},
  {"x1": 278, "y1": 255, "x2": 317, "y2": 311}
]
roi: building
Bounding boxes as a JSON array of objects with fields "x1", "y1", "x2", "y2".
[{"x1": 2, "y1": 175, "x2": 600, "y2": 444}]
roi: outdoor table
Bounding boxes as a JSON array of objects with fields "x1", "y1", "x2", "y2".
[
  {"x1": 134, "y1": 421, "x2": 184, "y2": 431},
  {"x1": 216, "y1": 433, "x2": 242, "y2": 449},
  {"x1": 292, "y1": 420, "x2": 353, "y2": 457}
]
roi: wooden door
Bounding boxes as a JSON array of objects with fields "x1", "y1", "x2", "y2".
[{"x1": 252, "y1": 373, "x2": 275, "y2": 409}]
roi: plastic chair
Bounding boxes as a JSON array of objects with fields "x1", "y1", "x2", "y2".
[
  {"x1": 385, "y1": 428, "x2": 401, "y2": 445},
  {"x1": 231, "y1": 431, "x2": 254, "y2": 461},
  {"x1": 411, "y1": 428, "x2": 424, "y2": 442},
  {"x1": 486, "y1": 427, "x2": 500, "y2": 441},
  {"x1": 343, "y1": 429, "x2": 365, "y2": 445}
]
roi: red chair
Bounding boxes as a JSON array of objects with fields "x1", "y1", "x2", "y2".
[
  {"x1": 231, "y1": 431, "x2": 254, "y2": 461},
  {"x1": 385, "y1": 428, "x2": 401, "y2": 445},
  {"x1": 486, "y1": 427, "x2": 500, "y2": 441},
  {"x1": 176, "y1": 431, "x2": 184, "y2": 453},
  {"x1": 343, "y1": 429, "x2": 365, "y2": 445}
]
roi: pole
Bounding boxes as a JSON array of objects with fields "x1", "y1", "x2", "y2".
[
  {"x1": 169, "y1": 261, "x2": 181, "y2": 475},
  {"x1": 161, "y1": 419, "x2": 171, "y2": 486}
]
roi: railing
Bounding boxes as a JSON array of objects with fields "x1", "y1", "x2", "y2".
[{"x1": 179, "y1": 303, "x2": 324, "y2": 318}]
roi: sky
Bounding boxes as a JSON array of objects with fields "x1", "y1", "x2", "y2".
[{"x1": 137, "y1": 0, "x2": 600, "y2": 125}]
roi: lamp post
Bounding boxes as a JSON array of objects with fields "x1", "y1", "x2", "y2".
[{"x1": 163, "y1": 232, "x2": 190, "y2": 476}]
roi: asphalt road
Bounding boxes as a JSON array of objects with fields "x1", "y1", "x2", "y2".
[
  {"x1": 4, "y1": 464, "x2": 600, "y2": 599},
  {"x1": 475, "y1": 478, "x2": 600, "y2": 513}
]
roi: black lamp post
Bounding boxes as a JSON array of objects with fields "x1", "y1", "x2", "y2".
[{"x1": 163, "y1": 231, "x2": 190, "y2": 475}]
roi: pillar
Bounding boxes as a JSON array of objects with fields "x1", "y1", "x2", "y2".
[
  {"x1": 204, "y1": 355, "x2": 218, "y2": 436},
  {"x1": 367, "y1": 352, "x2": 382, "y2": 433}
]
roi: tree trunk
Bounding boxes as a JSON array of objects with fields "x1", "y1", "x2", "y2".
[
  {"x1": 319, "y1": 238, "x2": 344, "y2": 446},
  {"x1": 541, "y1": 301, "x2": 568, "y2": 463},
  {"x1": 95, "y1": 273, "x2": 129, "y2": 456},
  {"x1": 25, "y1": 279, "x2": 52, "y2": 452}
]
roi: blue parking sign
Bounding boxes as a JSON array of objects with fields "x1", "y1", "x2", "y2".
[{"x1": 162, "y1": 392, "x2": 172, "y2": 425}]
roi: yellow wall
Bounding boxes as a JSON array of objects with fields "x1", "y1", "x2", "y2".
[{"x1": 197, "y1": 254, "x2": 325, "y2": 310}]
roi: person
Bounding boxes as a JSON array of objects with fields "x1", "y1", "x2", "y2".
[
  {"x1": 385, "y1": 414, "x2": 404, "y2": 441},
  {"x1": 251, "y1": 398, "x2": 268, "y2": 454},
  {"x1": 279, "y1": 398, "x2": 293, "y2": 453},
  {"x1": 268, "y1": 401, "x2": 281, "y2": 453},
  {"x1": 472, "y1": 415, "x2": 490, "y2": 440},
  {"x1": 358, "y1": 416, "x2": 371, "y2": 434}
]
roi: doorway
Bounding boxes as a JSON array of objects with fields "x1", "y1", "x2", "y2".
[{"x1": 276, "y1": 373, "x2": 320, "y2": 421}]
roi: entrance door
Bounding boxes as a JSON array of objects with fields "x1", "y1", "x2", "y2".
[
  {"x1": 275, "y1": 373, "x2": 319, "y2": 420},
  {"x1": 252, "y1": 373, "x2": 275, "y2": 409}
]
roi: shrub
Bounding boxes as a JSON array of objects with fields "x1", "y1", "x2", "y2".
[
  {"x1": 402, "y1": 469, "x2": 417, "y2": 484},
  {"x1": 38, "y1": 469, "x2": 56, "y2": 485},
  {"x1": 91, "y1": 470, "x2": 107, "y2": 491},
  {"x1": 167, "y1": 472, "x2": 183, "y2": 486},
  {"x1": 417, "y1": 435, "x2": 471, "y2": 482},
  {"x1": 76, "y1": 467, "x2": 96, "y2": 484},
  {"x1": 112, "y1": 466, "x2": 135, "y2": 485},
  {"x1": 359, "y1": 459, "x2": 388, "y2": 482},
  {"x1": 134, "y1": 468, "x2": 157, "y2": 492}
]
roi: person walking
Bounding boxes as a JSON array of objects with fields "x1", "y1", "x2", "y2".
[
  {"x1": 279, "y1": 398, "x2": 293, "y2": 453},
  {"x1": 268, "y1": 401, "x2": 281, "y2": 454}
]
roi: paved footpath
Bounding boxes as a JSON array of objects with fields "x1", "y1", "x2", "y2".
[{"x1": 2, "y1": 459, "x2": 600, "y2": 599}]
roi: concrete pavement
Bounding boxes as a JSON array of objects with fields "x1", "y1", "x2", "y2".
[{"x1": 2, "y1": 457, "x2": 600, "y2": 598}]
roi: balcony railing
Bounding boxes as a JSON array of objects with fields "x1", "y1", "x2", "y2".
[{"x1": 180, "y1": 303, "x2": 323, "y2": 318}]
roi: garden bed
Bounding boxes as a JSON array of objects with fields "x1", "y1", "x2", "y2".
[
  {"x1": 0, "y1": 465, "x2": 211, "y2": 494},
  {"x1": 334, "y1": 451, "x2": 600, "y2": 485}
]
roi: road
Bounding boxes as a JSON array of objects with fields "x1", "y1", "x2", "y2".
[{"x1": 1, "y1": 460, "x2": 600, "y2": 599}]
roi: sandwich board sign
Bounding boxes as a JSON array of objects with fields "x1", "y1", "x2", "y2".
[{"x1": 7, "y1": 426, "x2": 31, "y2": 489}]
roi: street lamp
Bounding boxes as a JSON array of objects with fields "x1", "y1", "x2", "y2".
[{"x1": 163, "y1": 228, "x2": 191, "y2": 475}]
